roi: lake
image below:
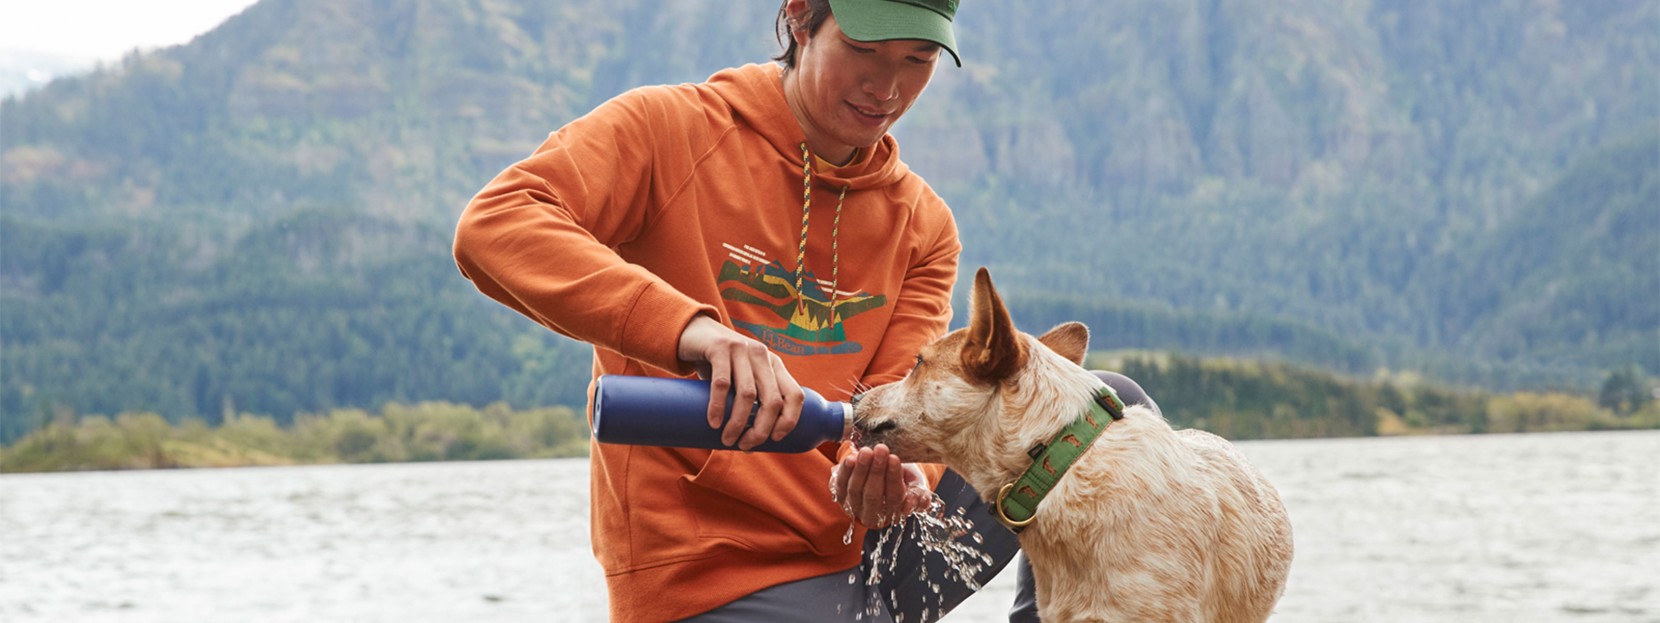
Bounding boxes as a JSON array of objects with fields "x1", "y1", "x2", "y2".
[{"x1": 2, "y1": 430, "x2": 1656, "y2": 622}]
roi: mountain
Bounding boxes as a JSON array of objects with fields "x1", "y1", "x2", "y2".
[{"x1": 2, "y1": 0, "x2": 1656, "y2": 442}]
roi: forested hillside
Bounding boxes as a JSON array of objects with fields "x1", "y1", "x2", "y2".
[
  {"x1": 7, "y1": 353, "x2": 1652, "y2": 473},
  {"x1": 2, "y1": 0, "x2": 1656, "y2": 443}
]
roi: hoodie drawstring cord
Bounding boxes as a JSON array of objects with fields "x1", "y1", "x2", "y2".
[{"x1": 796, "y1": 142, "x2": 846, "y2": 318}]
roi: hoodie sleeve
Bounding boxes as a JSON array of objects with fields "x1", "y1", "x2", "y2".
[{"x1": 453, "y1": 87, "x2": 716, "y2": 375}]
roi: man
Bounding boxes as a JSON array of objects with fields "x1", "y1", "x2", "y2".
[{"x1": 456, "y1": 1, "x2": 1054, "y2": 620}]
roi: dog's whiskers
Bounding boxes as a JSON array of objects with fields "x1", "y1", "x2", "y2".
[{"x1": 827, "y1": 377, "x2": 869, "y2": 400}]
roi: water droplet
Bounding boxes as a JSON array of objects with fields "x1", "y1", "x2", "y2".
[{"x1": 851, "y1": 494, "x2": 997, "y2": 618}]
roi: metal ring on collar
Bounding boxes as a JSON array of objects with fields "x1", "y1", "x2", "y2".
[{"x1": 994, "y1": 482, "x2": 1037, "y2": 529}]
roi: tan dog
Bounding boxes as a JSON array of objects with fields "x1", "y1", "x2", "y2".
[{"x1": 854, "y1": 268, "x2": 1293, "y2": 622}]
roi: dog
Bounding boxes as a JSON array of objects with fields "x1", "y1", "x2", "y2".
[{"x1": 853, "y1": 268, "x2": 1293, "y2": 622}]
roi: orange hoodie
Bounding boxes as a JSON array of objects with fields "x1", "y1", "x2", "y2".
[{"x1": 454, "y1": 63, "x2": 959, "y2": 622}]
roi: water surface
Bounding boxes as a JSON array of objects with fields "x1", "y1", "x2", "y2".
[{"x1": 3, "y1": 431, "x2": 1655, "y2": 621}]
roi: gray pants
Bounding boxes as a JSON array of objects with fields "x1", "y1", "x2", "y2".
[
  {"x1": 679, "y1": 469, "x2": 1034, "y2": 623},
  {"x1": 681, "y1": 371, "x2": 1156, "y2": 623}
]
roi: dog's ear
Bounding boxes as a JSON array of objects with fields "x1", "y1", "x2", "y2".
[
  {"x1": 1038, "y1": 322, "x2": 1090, "y2": 365},
  {"x1": 964, "y1": 267, "x2": 1025, "y2": 383}
]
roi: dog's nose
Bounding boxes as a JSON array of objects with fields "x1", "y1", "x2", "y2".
[{"x1": 849, "y1": 393, "x2": 863, "y2": 407}]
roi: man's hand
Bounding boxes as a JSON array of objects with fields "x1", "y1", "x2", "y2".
[
  {"x1": 831, "y1": 444, "x2": 933, "y2": 529},
  {"x1": 677, "y1": 315, "x2": 805, "y2": 450}
]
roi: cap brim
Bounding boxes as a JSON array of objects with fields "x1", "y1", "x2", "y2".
[{"x1": 827, "y1": 0, "x2": 961, "y2": 67}]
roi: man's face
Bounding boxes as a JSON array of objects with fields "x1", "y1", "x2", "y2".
[{"x1": 790, "y1": 14, "x2": 941, "y2": 161}]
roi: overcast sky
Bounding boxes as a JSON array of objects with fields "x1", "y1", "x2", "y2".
[{"x1": 0, "y1": 0, "x2": 261, "y2": 61}]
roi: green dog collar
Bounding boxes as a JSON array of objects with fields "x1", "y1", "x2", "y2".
[{"x1": 994, "y1": 386, "x2": 1126, "y2": 532}]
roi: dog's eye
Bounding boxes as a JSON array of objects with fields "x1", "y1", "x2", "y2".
[{"x1": 913, "y1": 354, "x2": 925, "y2": 370}]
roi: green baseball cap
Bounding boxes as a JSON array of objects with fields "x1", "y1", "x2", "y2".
[{"x1": 827, "y1": 0, "x2": 961, "y2": 67}]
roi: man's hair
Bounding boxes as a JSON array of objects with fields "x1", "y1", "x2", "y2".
[{"x1": 772, "y1": 0, "x2": 833, "y2": 69}]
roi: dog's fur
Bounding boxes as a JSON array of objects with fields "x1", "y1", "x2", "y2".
[{"x1": 854, "y1": 268, "x2": 1293, "y2": 623}]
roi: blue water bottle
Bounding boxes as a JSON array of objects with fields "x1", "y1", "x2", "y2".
[{"x1": 591, "y1": 375, "x2": 852, "y2": 452}]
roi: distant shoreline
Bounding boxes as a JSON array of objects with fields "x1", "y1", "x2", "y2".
[{"x1": 3, "y1": 389, "x2": 1654, "y2": 474}]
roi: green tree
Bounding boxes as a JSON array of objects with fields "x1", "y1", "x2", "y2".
[{"x1": 1598, "y1": 365, "x2": 1654, "y2": 416}]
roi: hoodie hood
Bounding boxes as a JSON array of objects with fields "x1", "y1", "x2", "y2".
[{"x1": 705, "y1": 63, "x2": 912, "y2": 192}]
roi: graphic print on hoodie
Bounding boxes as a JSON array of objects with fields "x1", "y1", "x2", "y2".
[{"x1": 716, "y1": 240, "x2": 886, "y2": 356}]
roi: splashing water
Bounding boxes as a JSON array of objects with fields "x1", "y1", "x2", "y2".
[{"x1": 853, "y1": 493, "x2": 999, "y2": 622}]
